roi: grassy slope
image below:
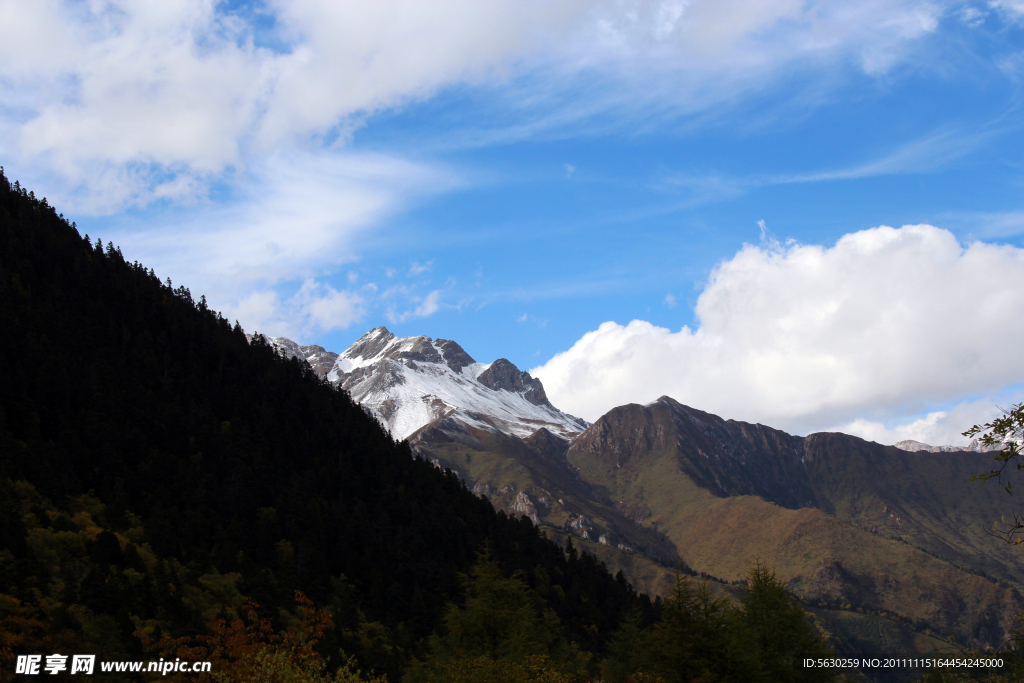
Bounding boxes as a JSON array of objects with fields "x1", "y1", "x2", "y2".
[
  {"x1": 544, "y1": 526, "x2": 957, "y2": 668},
  {"x1": 413, "y1": 398, "x2": 1024, "y2": 652},
  {"x1": 412, "y1": 422, "x2": 680, "y2": 562},
  {"x1": 540, "y1": 527, "x2": 680, "y2": 599},
  {"x1": 569, "y1": 434, "x2": 1021, "y2": 650},
  {"x1": 804, "y1": 433, "x2": 1023, "y2": 586},
  {"x1": 415, "y1": 417, "x2": 976, "y2": 659}
]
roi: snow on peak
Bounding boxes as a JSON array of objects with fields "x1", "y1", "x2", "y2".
[
  {"x1": 893, "y1": 439, "x2": 985, "y2": 453},
  {"x1": 261, "y1": 328, "x2": 589, "y2": 442}
]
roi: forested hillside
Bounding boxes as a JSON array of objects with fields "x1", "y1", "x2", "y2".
[{"x1": 0, "y1": 169, "x2": 847, "y2": 682}]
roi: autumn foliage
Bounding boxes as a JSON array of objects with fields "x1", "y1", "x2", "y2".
[{"x1": 137, "y1": 591, "x2": 385, "y2": 683}]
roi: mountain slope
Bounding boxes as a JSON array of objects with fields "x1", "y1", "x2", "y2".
[
  {"x1": 566, "y1": 396, "x2": 1023, "y2": 650},
  {"x1": 0, "y1": 170, "x2": 647, "y2": 677},
  {"x1": 265, "y1": 330, "x2": 1024, "y2": 651},
  {"x1": 260, "y1": 333, "x2": 687, "y2": 566}
]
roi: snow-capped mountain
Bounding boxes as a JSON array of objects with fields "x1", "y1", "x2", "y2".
[
  {"x1": 893, "y1": 439, "x2": 984, "y2": 453},
  {"x1": 260, "y1": 327, "x2": 589, "y2": 441}
]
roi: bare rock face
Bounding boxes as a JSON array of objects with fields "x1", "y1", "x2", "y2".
[
  {"x1": 343, "y1": 326, "x2": 397, "y2": 362},
  {"x1": 477, "y1": 359, "x2": 551, "y2": 407},
  {"x1": 299, "y1": 345, "x2": 339, "y2": 377},
  {"x1": 509, "y1": 490, "x2": 540, "y2": 525},
  {"x1": 472, "y1": 482, "x2": 497, "y2": 499},
  {"x1": 436, "y1": 339, "x2": 475, "y2": 372}
]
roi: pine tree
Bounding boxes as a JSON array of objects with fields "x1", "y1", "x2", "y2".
[
  {"x1": 740, "y1": 561, "x2": 835, "y2": 683},
  {"x1": 430, "y1": 548, "x2": 561, "y2": 660}
]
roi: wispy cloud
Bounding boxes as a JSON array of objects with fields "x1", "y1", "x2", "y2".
[
  {"x1": 656, "y1": 123, "x2": 1010, "y2": 207},
  {"x1": 409, "y1": 260, "x2": 434, "y2": 276},
  {"x1": 415, "y1": 289, "x2": 443, "y2": 317},
  {"x1": 935, "y1": 210, "x2": 1024, "y2": 239},
  {"x1": 383, "y1": 280, "x2": 452, "y2": 323},
  {"x1": 0, "y1": 0, "x2": 966, "y2": 214},
  {"x1": 766, "y1": 127, "x2": 1002, "y2": 184},
  {"x1": 991, "y1": 0, "x2": 1024, "y2": 22},
  {"x1": 96, "y1": 151, "x2": 456, "y2": 335}
]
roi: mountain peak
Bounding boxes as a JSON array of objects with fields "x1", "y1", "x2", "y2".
[
  {"x1": 344, "y1": 326, "x2": 399, "y2": 362},
  {"x1": 435, "y1": 338, "x2": 476, "y2": 372},
  {"x1": 261, "y1": 329, "x2": 588, "y2": 441},
  {"x1": 477, "y1": 358, "x2": 550, "y2": 407}
]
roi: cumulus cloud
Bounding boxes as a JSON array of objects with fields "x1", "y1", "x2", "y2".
[
  {"x1": 532, "y1": 225, "x2": 1024, "y2": 441},
  {"x1": 0, "y1": 0, "x2": 956, "y2": 211}
]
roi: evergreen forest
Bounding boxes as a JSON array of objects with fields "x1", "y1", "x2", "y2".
[{"x1": 1, "y1": 167, "x2": 878, "y2": 681}]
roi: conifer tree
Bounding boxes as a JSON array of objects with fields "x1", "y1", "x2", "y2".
[
  {"x1": 646, "y1": 571, "x2": 759, "y2": 682},
  {"x1": 740, "y1": 561, "x2": 835, "y2": 683},
  {"x1": 430, "y1": 548, "x2": 561, "y2": 660},
  {"x1": 408, "y1": 548, "x2": 586, "y2": 682},
  {"x1": 599, "y1": 604, "x2": 653, "y2": 683}
]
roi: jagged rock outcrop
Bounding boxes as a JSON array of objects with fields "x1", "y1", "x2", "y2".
[
  {"x1": 509, "y1": 491, "x2": 541, "y2": 525},
  {"x1": 477, "y1": 358, "x2": 550, "y2": 407}
]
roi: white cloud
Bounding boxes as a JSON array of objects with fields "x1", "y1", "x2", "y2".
[
  {"x1": 229, "y1": 279, "x2": 364, "y2": 339},
  {"x1": 409, "y1": 260, "x2": 433, "y2": 276},
  {"x1": 298, "y1": 280, "x2": 365, "y2": 332},
  {"x1": 140, "y1": 152, "x2": 446, "y2": 277},
  {"x1": 532, "y1": 225, "x2": 1024, "y2": 439},
  {"x1": 96, "y1": 150, "x2": 452, "y2": 337},
  {"x1": 0, "y1": 0, "x2": 955, "y2": 211},
  {"x1": 830, "y1": 395, "x2": 1020, "y2": 446},
  {"x1": 415, "y1": 289, "x2": 443, "y2": 318},
  {"x1": 565, "y1": 163, "x2": 576, "y2": 178},
  {"x1": 383, "y1": 286, "x2": 444, "y2": 323},
  {"x1": 959, "y1": 6, "x2": 987, "y2": 26},
  {"x1": 664, "y1": 293, "x2": 677, "y2": 308},
  {"x1": 991, "y1": 0, "x2": 1024, "y2": 20}
]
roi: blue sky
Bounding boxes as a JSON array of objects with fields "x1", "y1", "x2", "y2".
[{"x1": 3, "y1": 0, "x2": 1024, "y2": 443}]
